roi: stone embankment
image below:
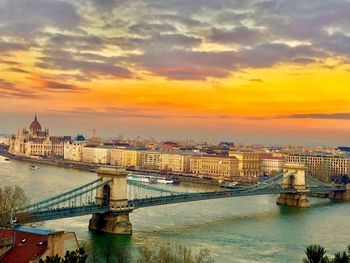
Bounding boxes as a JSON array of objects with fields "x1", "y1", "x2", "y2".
[{"x1": 0, "y1": 149, "x2": 220, "y2": 185}]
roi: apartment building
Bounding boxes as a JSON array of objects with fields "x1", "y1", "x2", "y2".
[
  {"x1": 160, "y1": 152, "x2": 192, "y2": 172},
  {"x1": 190, "y1": 155, "x2": 239, "y2": 179},
  {"x1": 287, "y1": 152, "x2": 350, "y2": 181},
  {"x1": 228, "y1": 151, "x2": 261, "y2": 177},
  {"x1": 261, "y1": 157, "x2": 285, "y2": 176}
]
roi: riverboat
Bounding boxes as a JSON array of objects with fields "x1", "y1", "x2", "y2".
[
  {"x1": 30, "y1": 165, "x2": 40, "y2": 170},
  {"x1": 220, "y1": 181, "x2": 239, "y2": 189},
  {"x1": 127, "y1": 174, "x2": 174, "y2": 184}
]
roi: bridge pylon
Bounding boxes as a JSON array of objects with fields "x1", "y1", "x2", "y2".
[
  {"x1": 276, "y1": 162, "x2": 310, "y2": 208},
  {"x1": 329, "y1": 185, "x2": 350, "y2": 201},
  {"x1": 89, "y1": 166, "x2": 133, "y2": 235}
]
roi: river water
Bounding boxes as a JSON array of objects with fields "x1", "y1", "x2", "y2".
[{"x1": 1, "y1": 155, "x2": 349, "y2": 263}]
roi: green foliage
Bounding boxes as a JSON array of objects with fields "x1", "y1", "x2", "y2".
[
  {"x1": 136, "y1": 243, "x2": 214, "y2": 263},
  {"x1": 304, "y1": 245, "x2": 350, "y2": 263},
  {"x1": 332, "y1": 252, "x2": 350, "y2": 263},
  {"x1": 39, "y1": 248, "x2": 87, "y2": 263},
  {"x1": 303, "y1": 245, "x2": 329, "y2": 263},
  {"x1": 0, "y1": 185, "x2": 29, "y2": 223}
]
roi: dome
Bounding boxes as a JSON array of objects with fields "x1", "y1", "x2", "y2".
[
  {"x1": 29, "y1": 114, "x2": 41, "y2": 131},
  {"x1": 76, "y1": 134, "x2": 85, "y2": 141}
]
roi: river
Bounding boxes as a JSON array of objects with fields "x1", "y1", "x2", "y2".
[{"x1": 0, "y1": 155, "x2": 349, "y2": 263}]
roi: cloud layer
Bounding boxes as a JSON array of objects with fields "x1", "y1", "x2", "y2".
[{"x1": 0, "y1": 0, "x2": 349, "y2": 81}]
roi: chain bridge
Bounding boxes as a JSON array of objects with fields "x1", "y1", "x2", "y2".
[{"x1": 14, "y1": 163, "x2": 349, "y2": 235}]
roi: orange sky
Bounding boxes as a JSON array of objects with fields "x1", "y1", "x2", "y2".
[{"x1": 0, "y1": 0, "x2": 350, "y2": 145}]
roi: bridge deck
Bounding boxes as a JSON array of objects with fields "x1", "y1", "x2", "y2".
[{"x1": 22, "y1": 186, "x2": 345, "y2": 222}]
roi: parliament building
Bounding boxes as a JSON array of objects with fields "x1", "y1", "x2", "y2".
[{"x1": 9, "y1": 115, "x2": 68, "y2": 158}]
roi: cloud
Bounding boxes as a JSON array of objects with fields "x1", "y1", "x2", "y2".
[
  {"x1": 249, "y1": 78, "x2": 264, "y2": 83},
  {"x1": 0, "y1": 41, "x2": 28, "y2": 53},
  {"x1": 208, "y1": 27, "x2": 265, "y2": 45},
  {"x1": 1, "y1": 0, "x2": 350, "y2": 81},
  {"x1": 36, "y1": 49, "x2": 132, "y2": 79},
  {"x1": 5, "y1": 67, "x2": 30, "y2": 74},
  {"x1": 284, "y1": 113, "x2": 350, "y2": 120},
  {"x1": 129, "y1": 43, "x2": 325, "y2": 80},
  {"x1": 0, "y1": 0, "x2": 81, "y2": 37},
  {"x1": 0, "y1": 79, "x2": 41, "y2": 99}
]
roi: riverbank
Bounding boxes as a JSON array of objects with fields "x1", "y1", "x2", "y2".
[
  {"x1": 0, "y1": 149, "x2": 219, "y2": 185},
  {"x1": 0, "y1": 149, "x2": 97, "y2": 171}
]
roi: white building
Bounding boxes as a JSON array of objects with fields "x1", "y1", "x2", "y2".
[
  {"x1": 160, "y1": 152, "x2": 192, "y2": 172},
  {"x1": 64, "y1": 141, "x2": 84, "y2": 162},
  {"x1": 261, "y1": 157, "x2": 285, "y2": 175}
]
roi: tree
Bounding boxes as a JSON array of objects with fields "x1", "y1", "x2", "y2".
[
  {"x1": 303, "y1": 245, "x2": 329, "y2": 263},
  {"x1": 0, "y1": 185, "x2": 29, "y2": 224},
  {"x1": 332, "y1": 252, "x2": 350, "y2": 263},
  {"x1": 137, "y1": 243, "x2": 214, "y2": 263},
  {"x1": 39, "y1": 248, "x2": 87, "y2": 263},
  {"x1": 303, "y1": 244, "x2": 350, "y2": 263}
]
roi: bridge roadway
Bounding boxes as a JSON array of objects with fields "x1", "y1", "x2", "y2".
[{"x1": 26, "y1": 185, "x2": 345, "y2": 223}]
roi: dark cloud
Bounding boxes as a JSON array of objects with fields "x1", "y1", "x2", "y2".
[
  {"x1": 0, "y1": 0, "x2": 81, "y2": 37},
  {"x1": 0, "y1": 79, "x2": 41, "y2": 99},
  {"x1": 130, "y1": 43, "x2": 325, "y2": 80},
  {"x1": 128, "y1": 23, "x2": 177, "y2": 36},
  {"x1": 41, "y1": 80, "x2": 86, "y2": 92},
  {"x1": 208, "y1": 27, "x2": 265, "y2": 45},
  {"x1": 36, "y1": 49, "x2": 132, "y2": 79},
  {"x1": 284, "y1": 113, "x2": 350, "y2": 120},
  {"x1": 249, "y1": 78, "x2": 264, "y2": 83},
  {"x1": 0, "y1": 0, "x2": 350, "y2": 81},
  {"x1": 5, "y1": 67, "x2": 30, "y2": 74},
  {"x1": 0, "y1": 41, "x2": 28, "y2": 53}
]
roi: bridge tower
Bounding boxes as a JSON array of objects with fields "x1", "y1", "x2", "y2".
[
  {"x1": 276, "y1": 163, "x2": 310, "y2": 208},
  {"x1": 88, "y1": 166, "x2": 133, "y2": 235}
]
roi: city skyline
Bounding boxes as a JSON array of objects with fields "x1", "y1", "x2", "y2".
[{"x1": 1, "y1": 0, "x2": 350, "y2": 145}]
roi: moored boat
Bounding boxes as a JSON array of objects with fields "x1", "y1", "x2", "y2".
[
  {"x1": 127, "y1": 174, "x2": 175, "y2": 184},
  {"x1": 30, "y1": 165, "x2": 40, "y2": 170},
  {"x1": 220, "y1": 181, "x2": 239, "y2": 189}
]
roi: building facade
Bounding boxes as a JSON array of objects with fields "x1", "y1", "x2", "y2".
[
  {"x1": 64, "y1": 141, "x2": 84, "y2": 162},
  {"x1": 261, "y1": 157, "x2": 285, "y2": 176},
  {"x1": 228, "y1": 151, "x2": 261, "y2": 177},
  {"x1": 190, "y1": 155, "x2": 239, "y2": 179},
  {"x1": 160, "y1": 152, "x2": 191, "y2": 172},
  {"x1": 139, "y1": 151, "x2": 161, "y2": 170},
  {"x1": 110, "y1": 148, "x2": 124, "y2": 166},
  {"x1": 287, "y1": 153, "x2": 350, "y2": 181},
  {"x1": 9, "y1": 115, "x2": 66, "y2": 158},
  {"x1": 81, "y1": 146, "x2": 96, "y2": 163}
]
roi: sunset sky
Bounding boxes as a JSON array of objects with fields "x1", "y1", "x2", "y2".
[{"x1": 0, "y1": 0, "x2": 350, "y2": 145}]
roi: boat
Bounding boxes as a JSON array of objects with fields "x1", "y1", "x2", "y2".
[
  {"x1": 30, "y1": 165, "x2": 40, "y2": 170},
  {"x1": 4, "y1": 158, "x2": 10, "y2": 161},
  {"x1": 127, "y1": 174, "x2": 174, "y2": 184},
  {"x1": 220, "y1": 181, "x2": 239, "y2": 189}
]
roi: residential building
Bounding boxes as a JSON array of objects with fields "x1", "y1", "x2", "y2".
[
  {"x1": 94, "y1": 146, "x2": 111, "y2": 164},
  {"x1": 81, "y1": 145, "x2": 96, "y2": 163},
  {"x1": 190, "y1": 155, "x2": 239, "y2": 179},
  {"x1": 287, "y1": 152, "x2": 350, "y2": 181},
  {"x1": 228, "y1": 151, "x2": 261, "y2": 177},
  {"x1": 139, "y1": 151, "x2": 161, "y2": 170},
  {"x1": 110, "y1": 148, "x2": 124, "y2": 166},
  {"x1": 121, "y1": 149, "x2": 141, "y2": 168},
  {"x1": 64, "y1": 141, "x2": 84, "y2": 162},
  {"x1": 160, "y1": 152, "x2": 192, "y2": 172},
  {"x1": 0, "y1": 227, "x2": 79, "y2": 263},
  {"x1": 262, "y1": 157, "x2": 286, "y2": 176}
]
